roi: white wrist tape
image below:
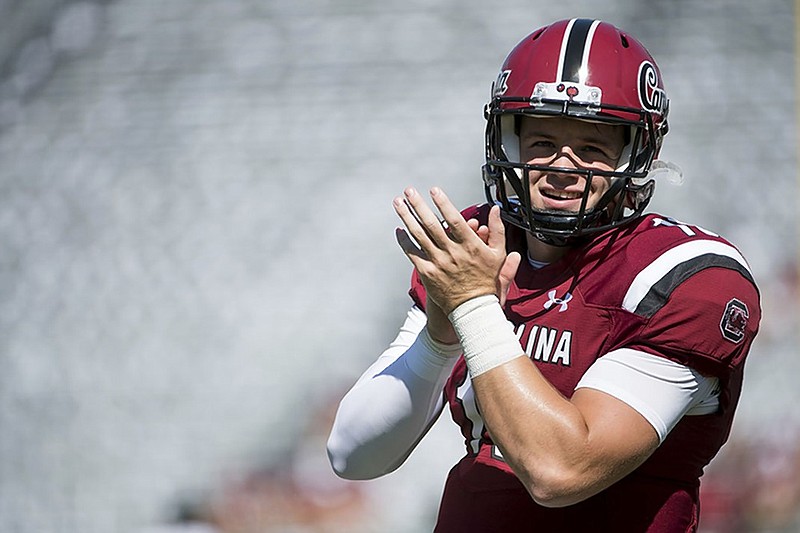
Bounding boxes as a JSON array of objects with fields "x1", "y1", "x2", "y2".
[{"x1": 448, "y1": 295, "x2": 524, "y2": 377}]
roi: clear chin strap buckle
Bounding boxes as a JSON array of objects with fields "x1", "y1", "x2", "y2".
[{"x1": 647, "y1": 160, "x2": 684, "y2": 185}]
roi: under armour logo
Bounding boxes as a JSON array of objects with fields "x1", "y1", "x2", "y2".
[{"x1": 543, "y1": 290, "x2": 572, "y2": 312}]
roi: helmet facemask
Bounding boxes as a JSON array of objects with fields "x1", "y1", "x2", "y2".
[{"x1": 484, "y1": 96, "x2": 663, "y2": 246}]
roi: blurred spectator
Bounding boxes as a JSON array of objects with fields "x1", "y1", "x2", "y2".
[
  {"x1": 173, "y1": 391, "x2": 372, "y2": 533},
  {"x1": 699, "y1": 427, "x2": 800, "y2": 532}
]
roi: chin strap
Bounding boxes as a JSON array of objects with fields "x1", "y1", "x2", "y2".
[{"x1": 530, "y1": 231, "x2": 580, "y2": 247}]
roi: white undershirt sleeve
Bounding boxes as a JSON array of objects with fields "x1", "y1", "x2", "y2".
[
  {"x1": 575, "y1": 348, "x2": 720, "y2": 443},
  {"x1": 326, "y1": 306, "x2": 461, "y2": 480}
]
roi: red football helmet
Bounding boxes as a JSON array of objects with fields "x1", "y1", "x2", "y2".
[{"x1": 483, "y1": 18, "x2": 670, "y2": 245}]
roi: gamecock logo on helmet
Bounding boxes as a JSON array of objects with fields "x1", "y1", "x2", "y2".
[{"x1": 637, "y1": 61, "x2": 668, "y2": 116}]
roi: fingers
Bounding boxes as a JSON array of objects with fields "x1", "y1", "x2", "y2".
[
  {"x1": 395, "y1": 226, "x2": 426, "y2": 262},
  {"x1": 498, "y1": 251, "x2": 522, "y2": 307},
  {"x1": 486, "y1": 205, "x2": 507, "y2": 251},
  {"x1": 394, "y1": 186, "x2": 506, "y2": 270},
  {"x1": 429, "y1": 188, "x2": 472, "y2": 243},
  {"x1": 476, "y1": 225, "x2": 490, "y2": 243},
  {"x1": 394, "y1": 186, "x2": 513, "y2": 311},
  {"x1": 500, "y1": 251, "x2": 522, "y2": 285},
  {"x1": 393, "y1": 188, "x2": 450, "y2": 255},
  {"x1": 463, "y1": 214, "x2": 490, "y2": 244}
]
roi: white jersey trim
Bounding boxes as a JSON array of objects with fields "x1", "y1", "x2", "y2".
[
  {"x1": 575, "y1": 348, "x2": 720, "y2": 443},
  {"x1": 622, "y1": 239, "x2": 751, "y2": 313}
]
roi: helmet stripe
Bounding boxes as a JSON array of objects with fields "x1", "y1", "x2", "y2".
[
  {"x1": 580, "y1": 20, "x2": 602, "y2": 82},
  {"x1": 559, "y1": 18, "x2": 597, "y2": 83}
]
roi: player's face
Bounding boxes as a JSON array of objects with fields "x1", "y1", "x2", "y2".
[{"x1": 518, "y1": 116, "x2": 625, "y2": 214}]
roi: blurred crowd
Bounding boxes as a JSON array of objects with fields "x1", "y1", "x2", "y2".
[
  {"x1": 166, "y1": 366, "x2": 800, "y2": 533},
  {"x1": 157, "y1": 391, "x2": 377, "y2": 533}
]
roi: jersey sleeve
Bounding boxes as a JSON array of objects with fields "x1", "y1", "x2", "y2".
[
  {"x1": 576, "y1": 347, "x2": 720, "y2": 443},
  {"x1": 625, "y1": 265, "x2": 760, "y2": 378},
  {"x1": 409, "y1": 268, "x2": 427, "y2": 311}
]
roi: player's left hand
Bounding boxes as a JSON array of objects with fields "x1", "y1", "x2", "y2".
[{"x1": 394, "y1": 186, "x2": 520, "y2": 315}]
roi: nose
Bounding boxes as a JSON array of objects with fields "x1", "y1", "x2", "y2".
[{"x1": 551, "y1": 145, "x2": 580, "y2": 168}]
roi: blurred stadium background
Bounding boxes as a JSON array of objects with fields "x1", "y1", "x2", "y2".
[{"x1": 0, "y1": 0, "x2": 796, "y2": 531}]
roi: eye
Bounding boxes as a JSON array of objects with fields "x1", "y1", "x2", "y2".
[
  {"x1": 526, "y1": 139, "x2": 555, "y2": 151},
  {"x1": 581, "y1": 144, "x2": 617, "y2": 160},
  {"x1": 582, "y1": 144, "x2": 604, "y2": 154}
]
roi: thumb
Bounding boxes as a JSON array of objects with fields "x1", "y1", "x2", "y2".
[
  {"x1": 498, "y1": 251, "x2": 522, "y2": 306},
  {"x1": 486, "y1": 205, "x2": 506, "y2": 251}
]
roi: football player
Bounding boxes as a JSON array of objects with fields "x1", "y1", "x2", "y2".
[{"x1": 327, "y1": 18, "x2": 760, "y2": 532}]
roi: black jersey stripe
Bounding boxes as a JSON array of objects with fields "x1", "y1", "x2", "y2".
[
  {"x1": 634, "y1": 254, "x2": 757, "y2": 318},
  {"x1": 561, "y1": 18, "x2": 595, "y2": 83}
]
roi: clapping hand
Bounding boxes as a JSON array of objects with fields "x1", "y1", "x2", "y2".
[{"x1": 393, "y1": 187, "x2": 521, "y2": 323}]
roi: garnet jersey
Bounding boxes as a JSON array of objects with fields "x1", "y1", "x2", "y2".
[{"x1": 409, "y1": 205, "x2": 760, "y2": 533}]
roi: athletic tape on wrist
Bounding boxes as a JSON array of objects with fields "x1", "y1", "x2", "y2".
[{"x1": 448, "y1": 295, "x2": 524, "y2": 377}]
